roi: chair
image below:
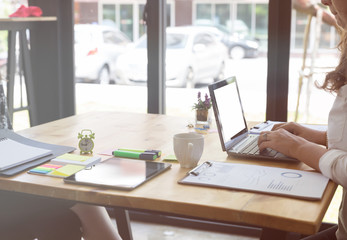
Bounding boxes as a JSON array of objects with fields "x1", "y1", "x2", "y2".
[
  {"x1": 0, "y1": 78, "x2": 12, "y2": 129},
  {"x1": 294, "y1": 9, "x2": 320, "y2": 122}
]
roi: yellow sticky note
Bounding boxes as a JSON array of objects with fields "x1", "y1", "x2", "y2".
[
  {"x1": 56, "y1": 153, "x2": 90, "y2": 162},
  {"x1": 49, "y1": 164, "x2": 85, "y2": 177},
  {"x1": 162, "y1": 154, "x2": 178, "y2": 162}
]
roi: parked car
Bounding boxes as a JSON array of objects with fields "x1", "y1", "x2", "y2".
[
  {"x1": 194, "y1": 20, "x2": 259, "y2": 59},
  {"x1": 74, "y1": 24, "x2": 132, "y2": 84},
  {"x1": 115, "y1": 26, "x2": 227, "y2": 88}
]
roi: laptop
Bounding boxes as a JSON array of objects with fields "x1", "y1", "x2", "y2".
[{"x1": 208, "y1": 76, "x2": 297, "y2": 162}]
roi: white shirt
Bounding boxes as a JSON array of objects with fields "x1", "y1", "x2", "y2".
[{"x1": 319, "y1": 84, "x2": 347, "y2": 240}]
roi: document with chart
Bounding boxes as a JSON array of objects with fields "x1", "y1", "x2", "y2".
[{"x1": 179, "y1": 161, "x2": 329, "y2": 200}]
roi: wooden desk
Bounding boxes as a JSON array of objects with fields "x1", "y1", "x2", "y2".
[{"x1": 1, "y1": 111, "x2": 337, "y2": 239}]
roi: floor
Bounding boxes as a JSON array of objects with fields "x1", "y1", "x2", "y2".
[{"x1": 130, "y1": 221, "x2": 259, "y2": 240}]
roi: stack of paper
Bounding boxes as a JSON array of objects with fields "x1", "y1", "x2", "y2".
[{"x1": 0, "y1": 137, "x2": 52, "y2": 171}]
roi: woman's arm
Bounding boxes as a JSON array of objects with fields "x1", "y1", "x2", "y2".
[
  {"x1": 258, "y1": 128, "x2": 328, "y2": 171},
  {"x1": 320, "y1": 150, "x2": 347, "y2": 188},
  {"x1": 272, "y1": 122, "x2": 327, "y2": 146}
]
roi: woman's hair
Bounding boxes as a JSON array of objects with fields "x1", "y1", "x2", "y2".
[{"x1": 318, "y1": 26, "x2": 347, "y2": 92}]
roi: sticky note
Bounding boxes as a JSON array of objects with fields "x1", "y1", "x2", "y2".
[
  {"x1": 29, "y1": 168, "x2": 52, "y2": 174},
  {"x1": 49, "y1": 164, "x2": 84, "y2": 177},
  {"x1": 56, "y1": 153, "x2": 90, "y2": 162},
  {"x1": 162, "y1": 154, "x2": 178, "y2": 162},
  {"x1": 41, "y1": 164, "x2": 62, "y2": 169}
]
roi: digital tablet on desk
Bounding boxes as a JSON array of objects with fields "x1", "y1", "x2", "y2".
[{"x1": 64, "y1": 157, "x2": 172, "y2": 190}]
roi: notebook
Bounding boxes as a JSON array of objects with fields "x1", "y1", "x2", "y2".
[
  {"x1": 208, "y1": 76, "x2": 297, "y2": 162},
  {"x1": 0, "y1": 137, "x2": 53, "y2": 171}
]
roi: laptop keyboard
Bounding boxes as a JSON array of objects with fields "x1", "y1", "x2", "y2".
[{"x1": 238, "y1": 135, "x2": 277, "y2": 157}]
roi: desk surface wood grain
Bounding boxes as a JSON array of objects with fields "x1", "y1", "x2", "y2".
[{"x1": 1, "y1": 111, "x2": 336, "y2": 235}]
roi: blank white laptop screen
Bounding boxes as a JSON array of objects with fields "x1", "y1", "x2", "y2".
[{"x1": 213, "y1": 79, "x2": 247, "y2": 143}]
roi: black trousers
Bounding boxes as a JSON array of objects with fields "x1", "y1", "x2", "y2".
[
  {"x1": 301, "y1": 225, "x2": 338, "y2": 240},
  {"x1": 0, "y1": 190, "x2": 82, "y2": 240}
]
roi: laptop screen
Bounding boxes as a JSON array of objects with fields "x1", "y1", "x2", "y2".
[{"x1": 208, "y1": 77, "x2": 248, "y2": 151}]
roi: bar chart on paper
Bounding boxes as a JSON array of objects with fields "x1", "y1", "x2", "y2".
[{"x1": 179, "y1": 161, "x2": 330, "y2": 200}]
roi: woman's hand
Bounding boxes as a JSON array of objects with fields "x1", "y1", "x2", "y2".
[
  {"x1": 258, "y1": 125, "x2": 328, "y2": 170},
  {"x1": 258, "y1": 128, "x2": 307, "y2": 159},
  {"x1": 272, "y1": 122, "x2": 326, "y2": 146}
]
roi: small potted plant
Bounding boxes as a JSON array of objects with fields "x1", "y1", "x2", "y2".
[{"x1": 192, "y1": 91, "x2": 212, "y2": 124}]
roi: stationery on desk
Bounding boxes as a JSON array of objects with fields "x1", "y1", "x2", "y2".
[
  {"x1": 110, "y1": 148, "x2": 161, "y2": 160},
  {"x1": 179, "y1": 161, "x2": 330, "y2": 200},
  {"x1": 112, "y1": 150, "x2": 157, "y2": 160},
  {"x1": 64, "y1": 157, "x2": 171, "y2": 190},
  {"x1": 0, "y1": 129, "x2": 75, "y2": 176},
  {"x1": 28, "y1": 153, "x2": 101, "y2": 178},
  {"x1": 0, "y1": 136, "x2": 52, "y2": 171}
]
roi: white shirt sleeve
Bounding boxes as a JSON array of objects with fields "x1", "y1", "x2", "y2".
[{"x1": 319, "y1": 149, "x2": 347, "y2": 188}]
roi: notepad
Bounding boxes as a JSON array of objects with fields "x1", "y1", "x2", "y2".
[
  {"x1": 179, "y1": 161, "x2": 330, "y2": 200},
  {"x1": 0, "y1": 137, "x2": 52, "y2": 171},
  {"x1": 28, "y1": 154, "x2": 101, "y2": 178},
  {"x1": 52, "y1": 153, "x2": 101, "y2": 166}
]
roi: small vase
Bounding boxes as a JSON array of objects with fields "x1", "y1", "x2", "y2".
[{"x1": 195, "y1": 109, "x2": 211, "y2": 126}]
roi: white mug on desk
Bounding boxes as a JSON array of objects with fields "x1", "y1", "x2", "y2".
[{"x1": 173, "y1": 132, "x2": 204, "y2": 168}]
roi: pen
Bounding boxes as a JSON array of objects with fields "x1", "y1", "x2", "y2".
[
  {"x1": 112, "y1": 150, "x2": 157, "y2": 160},
  {"x1": 117, "y1": 148, "x2": 161, "y2": 157}
]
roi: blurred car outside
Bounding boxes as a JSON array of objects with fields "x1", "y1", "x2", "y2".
[
  {"x1": 74, "y1": 24, "x2": 132, "y2": 84},
  {"x1": 194, "y1": 20, "x2": 259, "y2": 60},
  {"x1": 115, "y1": 26, "x2": 227, "y2": 88}
]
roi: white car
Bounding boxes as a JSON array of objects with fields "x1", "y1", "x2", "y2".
[
  {"x1": 74, "y1": 24, "x2": 131, "y2": 84},
  {"x1": 115, "y1": 26, "x2": 227, "y2": 88}
]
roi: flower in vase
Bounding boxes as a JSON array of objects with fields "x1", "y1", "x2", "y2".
[{"x1": 192, "y1": 91, "x2": 212, "y2": 111}]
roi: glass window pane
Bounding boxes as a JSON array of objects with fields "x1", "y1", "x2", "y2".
[
  {"x1": 139, "y1": 4, "x2": 146, "y2": 38},
  {"x1": 167, "y1": 4, "x2": 171, "y2": 26},
  {"x1": 255, "y1": 4, "x2": 268, "y2": 51},
  {"x1": 120, "y1": 4, "x2": 133, "y2": 40},
  {"x1": 294, "y1": 11, "x2": 307, "y2": 49},
  {"x1": 196, "y1": 4, "x2": 212, "y2": 20},
  {"x1": 215, "y1": 4, "x2": 230, "y2": 27},
  {"x1": 236, "y1": 4, "x2": 252, "y2": 36},
  {"x1": 102, "y1": 4, "x2": 116, "y2": 23}
]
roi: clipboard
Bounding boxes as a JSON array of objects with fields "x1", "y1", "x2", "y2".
[{"x1": 178, "y1": 161, "x2": 330, "y2": 200}]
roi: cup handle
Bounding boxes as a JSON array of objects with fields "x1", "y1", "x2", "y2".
[{"x1": 188, "y1": 142, "x2": 193, "y2": 160}]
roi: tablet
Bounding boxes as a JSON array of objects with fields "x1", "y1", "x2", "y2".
[{"x1": 64, "y1": 158, "x2": 171, "y2": 190}]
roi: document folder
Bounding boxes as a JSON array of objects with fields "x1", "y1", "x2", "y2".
[
  {"x1": 179, "y1": 161, "x2": 330, "y2": 200},
  {"x1": 0, "y1": 129, "x2": 75, "y2": 176}
]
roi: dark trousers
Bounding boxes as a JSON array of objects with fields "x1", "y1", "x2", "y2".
[
  {"x1": 301, "y1": 225, "x2": 338, "y2": 240},
  {"x1": 0, "y1": 190, "x2": 82, "y2": 240}
]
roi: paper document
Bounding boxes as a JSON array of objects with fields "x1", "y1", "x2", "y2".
[
  {"x1": 250, "y1": 121, "x2": 327, "y2": 134},
  {"x1": 179, "y1": 161, "x2": 329, "y2": 200},
  {"x1": 0, "y1": 137, "x2": 52, "y2": 171}
]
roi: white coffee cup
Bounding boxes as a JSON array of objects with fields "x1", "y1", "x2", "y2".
[{"x1": 173, "y1": 132, "x2": 204, "y2": 168}]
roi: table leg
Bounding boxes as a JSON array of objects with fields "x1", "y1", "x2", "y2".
[{"x1": 113, "y1": 208, "x2": 133, "y2": 240}]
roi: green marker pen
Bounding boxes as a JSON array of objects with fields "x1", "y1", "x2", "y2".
[
  {"x1": 112, "y1": 150, "x2": 157, "y2": 160},
  {"x1": 118, "y1": 148, "x2": 162, "y2": 157}
]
